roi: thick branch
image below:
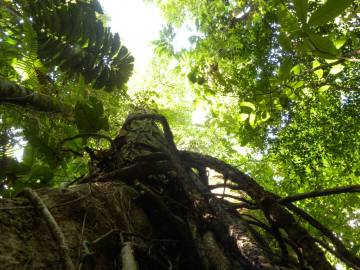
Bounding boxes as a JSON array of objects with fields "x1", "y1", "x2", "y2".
[
  {"x1": 179, "y1": 150, "x2": 338, "y2": 270},
  {"x1": 279, "y1": 185, "x2": 360, "y2": 204},
  {"x1": 124, "y1": 113, "x2": 177, "y2": 151},
  {"x1": 0, "y1": 78, "x2": 71, "y2": 114}
]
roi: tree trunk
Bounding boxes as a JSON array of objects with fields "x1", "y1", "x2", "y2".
[{"x1": 0, "y1": 113, "x2": 355, "y2": 269}]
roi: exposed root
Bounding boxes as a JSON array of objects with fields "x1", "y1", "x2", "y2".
[{"x1": 20, "y1": 188, "x2": 75, "y2": 270}]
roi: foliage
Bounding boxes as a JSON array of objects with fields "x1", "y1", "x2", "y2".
[
  {"x1": 0, "y1": 0, "x2": 134, "y2": 196},
  {"x1": 0, "y1": 0, "x2": 359, "y2": 268},
  {"x1": 145, "y1": 0, "x2": 360, "y2": 266}
]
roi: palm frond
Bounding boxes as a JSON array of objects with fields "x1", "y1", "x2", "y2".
[{"x1": 24, "y1": 0, "x2": 134, "y2": 92}]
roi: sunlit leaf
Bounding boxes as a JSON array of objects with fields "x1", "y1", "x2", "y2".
[
  {"x1": 291, "y1": 64, "x2": 302, "y2": 75},
  {"x1": 291, "y1": 80, "x2": 305, "y2": 88},
  {"x1": 240, "y1": 113, "x2": 249, "y2": 121},
  {"x1": 239, "y1": 101, "x2": 256, "y2": 111},
  {"x1": 249, "y1": 111, "x2": 256, "y2": 127},
  {"x1": 319, "y1": 85, "x2": 331, "y2": 92},
  {"x1": 312, "y1": 60, "x2": 323, "y2": 79},
  {"x1": 333, "y1": 38, "x2": 347, "y2": 49},
  {"x1": 329, "y1": 64, "x2": 344, "y2": 74},
  {"x1": 314, "y1": 69, "x2": 323, "y2": 79}
]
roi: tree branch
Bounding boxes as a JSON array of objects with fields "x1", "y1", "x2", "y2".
[
  {"x1": 124, "y1": 113, "x2": 177, "y2": 151},
  {"x1": 285, "y1": 203, "x2": 360, "y2": 269},
  {"x1": 61, "y1": 133, "x2": 114, "y2": 149},
  {"x1": 178, "y1": 150, "x2": 355, "y2": 269},
  {"x1": 0, "y1": 78, "x2": 71, "y2": 115},
  {"x1": 278, "y1": 185, "x2": 360, "y2": 204}
]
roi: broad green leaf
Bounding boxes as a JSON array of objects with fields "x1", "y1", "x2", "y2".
[
  {"x1": 329, "y1": 64, "x2": 344, "y2": 74},
  {"x1": 319, "y1": 85, "x2": 330, "y2": 92},
  {"x1": 278, "y1": 33, "x2": 292, "y2": 52},
  {"x1": 294, "y1": 0, "x2": 308, "y2": 23},
  {"x1": 333, "y1": 38, "x2": 347, "y2": 49},
  {"x1": 277, "y1": 8, "x2": 300, "y2": 32},
  {"x1": 308, "y1": 0, "x2": 352, "y2": 26},
  {"x1": 239, "y1": 101, "x2": 256, "y2": 111},
  {"x1": 296, "y1": 38, "x2": 315, "y2": 54},
  {"x1": 278, "y1": 58, "x2": 292, "y2": 81},
  {"x1": 290, "y1": 80, "x2": 305, "y2": 88},
  {"x1": 309, "y1": 34, "x2": 338, "y2": 56},
  {"x1": 291, "y1": 64, "x2": 301, "y2": 75},
  {"x1": 314, "y1": 69, "x2": 323, "y2": 79},
  {"x1": 312, "y1": 60, "x2": 323, "y2": 79},
  {"x1": 312, "y1": 60, "x2": 321, "y2": 69},
  {"x1": 325, "y1": 59, "x2": 339, "y2": 64}
]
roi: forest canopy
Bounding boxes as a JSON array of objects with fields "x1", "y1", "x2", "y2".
[{"x1": 0, "y1": 0, "x2": 359, "y2": 269}]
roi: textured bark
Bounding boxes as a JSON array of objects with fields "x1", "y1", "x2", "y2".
[
  {"x1": 0, "y1": 113, "x2": 356, "y2": 269},
  {"x1": 0, "y1": 78, "x2": 71, "y2": 114}
]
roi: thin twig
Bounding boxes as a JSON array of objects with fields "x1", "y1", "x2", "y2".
[
  {"x1": 286, "y1": 203, "x2": 360, "y2": 269},
  {"x1": 278, "y1": 185, "x2": 360, "y2": 204}
]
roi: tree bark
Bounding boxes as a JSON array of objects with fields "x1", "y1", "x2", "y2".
[
  {"x1": 0, "y1": 113, "x2": 358, "y2": 269},
  {"x1": 0, "y1": 78, "x2": 71, "y2": 115}
]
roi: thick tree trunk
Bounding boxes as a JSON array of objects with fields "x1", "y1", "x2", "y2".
[{"x1": 0, "y1": 113, "x2": 357, "y2": 269}]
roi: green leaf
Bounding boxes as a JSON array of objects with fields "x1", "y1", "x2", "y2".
[
  {"x1": 290, "y1": 80, "x2": 305, "y2": 89},
  {"x1": 294, "y1": 0, "x2": 308, "y2": 23},
  {"x1": 277, "y1": 8, "x2": 300, "y2": 32},
  {"x1": 239, "y1": 101, "x2": 256, "y2": 111},
  {"x1": 329, "y1": 64, "x2": 344, "y2": 74},
  {"x1": 333, "y1": 37, "x2": 347, "y2": 49},
  {"x1": 314, "y1": 69, "x2": 323, "y2": 79},
  {"x1": 278, "y1": 58, "x2": 292, "y2": 81},
  {"x1": 291, "y1": 64, "x2": 302, "y2": 75},
  {"x1": 29, "y1": 164, "x2": 54, "y2": 183},
  {"x1": 278, "y1": 33, "x2": 292, "y2": 52},
  {"x1": 308, "y1": 0, "x2": 352, "y2": 26},
  {"x1": 312, "y1": 60, "x2": 323, "y2": 79},
  {"x1": 319, "y1": 85, "x2": 330, "y2": 92},
  {"x1": 309, "y1": 34, "x2": 338, "y2": 56},
  {"x1": 22, "y1": 144, "x2": 34, "y2": 167},
  {"x1": 74, "y1": 98, "x2": 109, "y2": 132}
]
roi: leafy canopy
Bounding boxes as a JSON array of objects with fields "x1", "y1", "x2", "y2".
[{"x1": 0, "y1": 0, "x2": 359, "y2": 268}]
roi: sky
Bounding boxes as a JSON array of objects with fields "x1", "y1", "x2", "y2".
[
  {"x1": 99, "y1": 0, "x2": 165, "y2": 73},
  {"x1": 99, "y1": 0, "x2": 208, "y2": 125}
]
